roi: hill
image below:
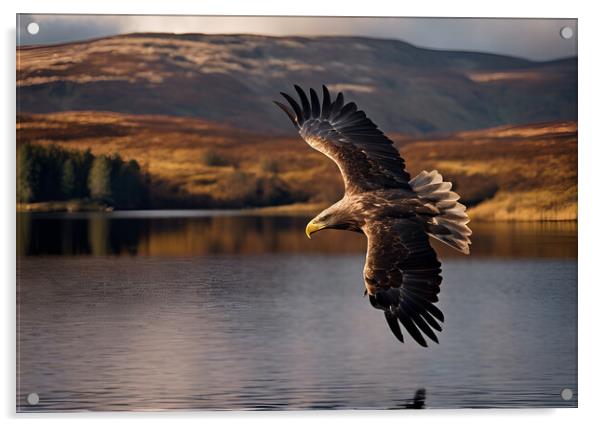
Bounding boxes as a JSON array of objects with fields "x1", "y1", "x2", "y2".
[
  {"x1": 17, "y1": 33, "x2": 576, "y2": 135},
  {"x1": 17, "y1": 112, "x2": 577, "y2": 220}
]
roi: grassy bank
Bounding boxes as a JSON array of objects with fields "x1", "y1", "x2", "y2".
[
  {"x1": 17, "y1": 199, "x2": 111, "y2": 213},
  {"x1": 17, "y1": 112, "x2": 577, "y2": 220}
]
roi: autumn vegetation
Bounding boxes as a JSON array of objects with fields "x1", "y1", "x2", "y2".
[
  {"x1": 16, "y1": 111, "x2": 576, "y2": 220},
  {"x1": 17, "y1": 144, "x2": 148, "y2": 210}
]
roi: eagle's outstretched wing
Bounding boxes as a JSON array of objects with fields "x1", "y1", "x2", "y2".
[
  {"x1": 364, "y1": 217, "x2": 443, "y2": 347},
  {"x1": 275, "y1": 85, "x2": 411, "y2": 194}
]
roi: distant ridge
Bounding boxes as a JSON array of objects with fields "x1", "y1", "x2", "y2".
[{"x1": 17, "y1": 33, "x2": 576, "y2": 135}]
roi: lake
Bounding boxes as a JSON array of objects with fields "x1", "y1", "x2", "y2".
[{"x1": 16, "y1": 211, "x2": 578, "y2": 411}]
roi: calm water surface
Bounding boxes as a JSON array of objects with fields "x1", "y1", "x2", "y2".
[{"x1": 16, "y1": 211, "x2": 577, "y2": 410}]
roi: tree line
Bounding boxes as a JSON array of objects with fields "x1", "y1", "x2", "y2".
[{"x1": 17, "y1": 144, "x2": 149, "y2": 209}]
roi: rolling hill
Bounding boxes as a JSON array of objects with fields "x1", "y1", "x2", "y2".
[
  {"x1": 17, "y1": 33, "x2": 576, "y2": 135},
  {"x1": 17, "y1": 111, "x2": 577, "y2": 220}
]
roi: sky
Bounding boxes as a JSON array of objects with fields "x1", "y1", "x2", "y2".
[{"x1": 17, "y1": 15, "x2": 577, "y2": 61}]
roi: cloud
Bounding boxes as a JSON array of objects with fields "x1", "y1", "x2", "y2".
[
  {"x1": 18, "y1": 15, "x2": 577, "y2": 61},
  {"x1": 18, "y1": 14, "x2": 126, "y2": 46}
]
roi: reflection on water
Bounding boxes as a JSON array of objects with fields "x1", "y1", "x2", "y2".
[
  {"x1": 17, "y1": 256, "x2": 577, "y2": 410},
  {"x1": 16, "y1": 211, "x2": 577, "y2": 411},
  {"x1": 17, "y1": 211, "x2": 577, "y2": 258},
  {"x1": 396, "y1": 389, "x2": 426, "y2": 409}
]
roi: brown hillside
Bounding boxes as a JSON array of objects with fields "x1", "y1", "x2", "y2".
[
  {"x1": 17, "y1": 112, "x2": 576, "y2": 220},
  {"x1": 398, "y1": 121, "x2": 577, "y2": 220},
  {"x1": 17, "y1": 33, "x2": 576, "y2": 135}
]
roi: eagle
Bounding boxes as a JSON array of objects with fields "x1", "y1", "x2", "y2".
[{"x1": 274, "y1": 85, "x2": 472, "y2": 347}]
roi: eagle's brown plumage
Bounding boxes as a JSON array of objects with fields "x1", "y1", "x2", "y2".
[{"x1": 275, "y1": 85, "x2": 471, "y2": 346}]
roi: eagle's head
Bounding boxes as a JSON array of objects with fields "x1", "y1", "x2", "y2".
[
  {"x1": 305, "y1": 202, "x2": 359, "y2": 238},
  {"x1": 305, "y1": 211, "x2": 335, "y2": 239}
]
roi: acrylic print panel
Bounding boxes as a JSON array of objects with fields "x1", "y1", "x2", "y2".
[{"x1": 16, "y1": 15, "x2": 577, "y2": 411}]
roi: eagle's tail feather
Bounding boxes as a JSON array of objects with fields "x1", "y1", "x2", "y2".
[{"x1": 410, "y1": 170, "x2": 472, "y2": 255}]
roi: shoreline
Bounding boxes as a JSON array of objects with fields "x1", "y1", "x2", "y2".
[
  {"x1": 17, "y1": 200, "x2": 112, "y2": 213},
  {"x1": 16, "y1": 200, "x2": 577, "y2": 222}
]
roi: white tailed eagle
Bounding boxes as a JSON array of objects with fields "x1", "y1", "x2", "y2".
[{"x1": 274, "y1": 85, "x2": 471, "y2": 346}]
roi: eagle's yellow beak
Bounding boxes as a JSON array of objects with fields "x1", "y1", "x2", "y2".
[{"x1": 305, "y1": 221, "x2": 325, "y2": 239}]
